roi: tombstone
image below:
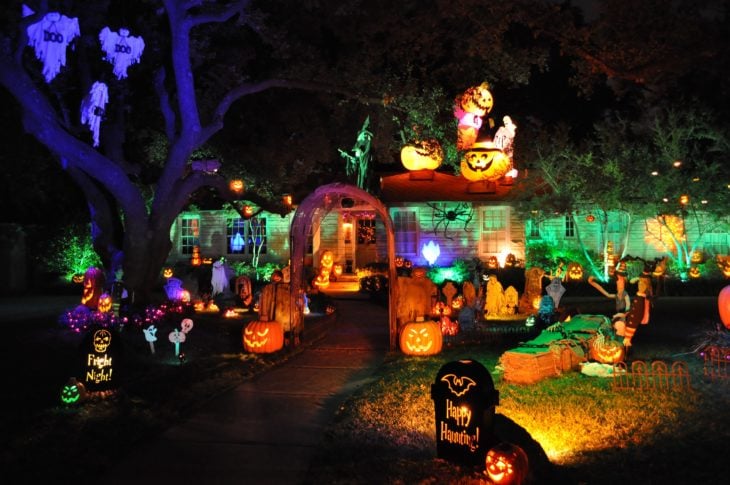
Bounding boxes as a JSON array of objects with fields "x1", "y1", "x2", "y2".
[{"x1": 431, "y1": 359, "x2": 500, "y2": 466}]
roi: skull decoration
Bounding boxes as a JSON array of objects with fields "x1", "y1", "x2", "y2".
[{"x1": 93, "y1": 329, "x2": 112, "y2": 353}]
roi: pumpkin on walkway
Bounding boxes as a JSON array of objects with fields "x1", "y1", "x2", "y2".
[{"x1": 243, "y1": 318, "x2": 284, "y2": 353}]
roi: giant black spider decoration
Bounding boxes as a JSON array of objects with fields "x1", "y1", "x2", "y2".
[{"x1": 427, "y1": 202, "x2": 474, "y2": 240}]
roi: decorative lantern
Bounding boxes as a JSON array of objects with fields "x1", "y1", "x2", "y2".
[
  {"x1": 162, "y1": 267, "x2": 174, "y2": 278},
  {"x1": 190, "y1": 246, "x2": 201, "y2": 266},
  {"x1": 400, "y1": 139, "x2": 444, "y2": 171},
  {"x1": 229, "y1": 179, "x2": 244, "y2": 194},
  {"x1": 487, "y1": 256, "x2": 499, "y2": 269},
  {"x1": 399, "y1": 318, "x2": 443, "y2": 356},
  {"x1": 460, "y1": 141, "x2": 512, "y2": 183},
  {"x1": 243, "y1": 318, "x2": 284, "y2": 353},
  {"x1": 485, "y1": 442, "x2": 529, "y2": 485},
  {"x1": 566, "y1": 262, "x2": 584, "y2": 281},
  {"x1": 242, "y1": 205, "x2": 255, "y2": 218},
  {"x1": 97, "y1": 293, "x2": 112, "y2": 313}
]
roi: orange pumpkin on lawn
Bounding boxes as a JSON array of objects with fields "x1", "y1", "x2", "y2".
[
  {"x1": 243, "y1": 318, "x2": 284, "y2": 353},
  {"x1": 399, "y1": 318, "x2": 442, "y2": 356}
]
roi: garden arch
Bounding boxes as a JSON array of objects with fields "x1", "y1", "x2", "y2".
[{"x1": 289, "y1": 183, "x2": 398, "y2": 349}]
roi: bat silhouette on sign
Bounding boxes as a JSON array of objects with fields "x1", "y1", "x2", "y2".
[{"x1": 440, "y1": 374, "x2": 477, "y2": 397}]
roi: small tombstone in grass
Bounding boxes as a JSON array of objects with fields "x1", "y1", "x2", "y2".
[{"x1": 79, "y1": 326, "x2": 123, "y2": 393}]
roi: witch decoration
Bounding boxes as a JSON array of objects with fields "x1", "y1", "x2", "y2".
[
  {"x1": 26, "y1": 11, "x2": 80, "y2": 83},
  {"x1": 99, "y1": 27, "x2": 145, "y2": 80}
]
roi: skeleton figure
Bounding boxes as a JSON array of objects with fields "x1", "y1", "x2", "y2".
[
  {"x1": 493, "y1": 115, "x2": 517, "y2": 161},
  {"x1": 80, "y1": 82, "x2": 109, "y2": 147},
  {"x1": 99, "y1": 27, "x2": 145, "y2": 80},
  {"x1": 26, "y1": 11, "x2": 80, "y2": 83}
]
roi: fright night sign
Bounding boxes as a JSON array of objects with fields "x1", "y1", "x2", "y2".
[
  {"x1": 431, "y1": 359, "x2": 500, "y2": 466},
  {"x1": 79, "y1": 326, "x2": 121, "y2": 392}
]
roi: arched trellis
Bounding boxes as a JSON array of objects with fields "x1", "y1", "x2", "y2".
[{"x1": 289, "y1": 183, "x2": 398, "y2": 350}]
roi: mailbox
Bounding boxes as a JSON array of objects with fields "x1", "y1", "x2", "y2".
[{"x1": 431, "y1": 359, "x2": 499, "y2": 466}]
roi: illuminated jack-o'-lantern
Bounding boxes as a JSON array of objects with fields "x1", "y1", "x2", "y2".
[
  {"x1": 400, "y1": 138, "x2": 444, "y2": 171},
  {"x1": 395, "y1": 256, "x2": 404, "y2": 268},
  {"x1": 242, "y1": 205, "x2": 255, "y2": 218},
  {"x1": 412, "y1": 266, "x2": 427, "y2": 279},
  {"x1": 399, "y1": 318, "x2": 442, "y2": 356},
  {"x1": 179, "y1": 290, "x2": 191, "y2": 303},
  {"x1": 566, "y1": 262, "x2": 584, "y2": 281},
  {"x1": 589, "y1": 335, "x2": 625, "y2": 364},
  {"x1": 451, "y1": 295, "x2": 465, "y2": 311},
  {"x1": 93, "y1": 329, "x2": 112, "y2": 353},
  {"x1": 504, "y1": 253, "x2": 517, "y2": 268},
  {"x1": 431, "y1": 301, "x2": 452, "y2": 318},
  {"x1": 718, "y1": 257, "x2": 730, "y2": 279},
  {"x1": 689, "y1": 265, "x2": 701, "y2": 279},
  {"x1": 440, "y1": 315, "x2": 459, "y2": 336},
  {"x1": 229, "y1": 179, "x2": 244, "y2": 194},
  {"x1": 282, "y1": 194, "x2": 293, "y2": 207},
  {"x1": 60, "y1": 378, "x2": 86, "y2": 405},
  {"x1": 72, "y1": 273, "x2": 84, "y2": 284},
  {"x1": 458, "y1": 82, "x2": 493, "y2": 117},
  {"x1": 320, "y1": 250, "x2": 334, "y2": 273},
  {"x1": 487, "y1": 256, "x2": 499, "y2": 269},
  {"x1": 162, "y1": 267, "x2": 174, "y2": 279},
  {"x1": 691, "y1": 250, "x2": 704, "y2": 264},
  {"x1": 461, "y1": 141, "x2": 512, "y2": 182},
  {"x1": 333, "y1": 263, "x2": 343, "y2": 277},
  {"x1": 190, "y1": 246, "x2": 201, "y2": 266},
  {"x1": 243, "y1": 319, "x2": 284, "y2": 353},
  {"x1": 718, "y1": 285, "x2": 730, "y2": 330},
  {"x1": 404, "y1": 259, "x2": 413, "y2": 269},
  {"x1": 81, "y1": 267, "x2": 105, "y2": 309},
  {"x1": 485, "y1": 442, "x2": 529, "y2": 485},
  {"x1": 98, "y1": 293, "x2": 112, "y2": 313}
]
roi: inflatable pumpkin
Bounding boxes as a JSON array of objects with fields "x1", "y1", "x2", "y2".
[
  {"x1": 460, "y1": 141, "x2": 512, "y2": 182},
  {"x1": 400, "y1": 139, "x2": 444, "y2": 171}
]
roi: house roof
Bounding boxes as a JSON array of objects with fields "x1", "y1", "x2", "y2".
[{"x1": 378, "y1": 170, "x2": 516, "y2": 203}]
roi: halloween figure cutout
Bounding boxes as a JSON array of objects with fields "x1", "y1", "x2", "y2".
[
  {"x1": 99, "y1": 27, "x2": 145, "y2": 80},
  {"x1": 623, "y1": 262, "x2": 655, "y2": 348},
  {"x1": 588, "y1": 262, "x2": 631, "y2": 334},
  {"x1": 26, "y1": 11, "x2": 80, "y2": 83},
  {"x1": 80, "y1": 81, "x2": 108, "y2": 147}
]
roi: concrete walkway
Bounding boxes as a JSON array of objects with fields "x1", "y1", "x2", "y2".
[{"x1": 106, "y1": 297, "x2": 390, "y2": 484}]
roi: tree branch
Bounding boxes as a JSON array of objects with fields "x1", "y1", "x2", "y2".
[{"x1": 187, "y1": 0, "x2": 252, "y2": 28}]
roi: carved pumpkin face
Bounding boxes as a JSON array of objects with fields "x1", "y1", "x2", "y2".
[
  {"x1": 400, "y1": 139, "x2": 444, "y2": 171},
  {"x1": 399, "y1": 320, "x2": 443, "y2": 356},
  {"x1": 395, "y1": 256, "x2": 404, "y2": 268},
  {"x1": 451, "y1": 295, "x2": 464, "y2": 311},
  {"x1": 689, "y1": 266, "x2": 701, "y2": 279},
  {"x1": 431, "y1": 301, "x2": 452, "y2": 317},
  {"x1": 487, "y1": 256, "x2": 499, "y2": 269},
  {"x1": 190, "y1": 246, "x2": 201, "y2": 266},
  {"x1": 320, "y1": 250, "x2": 334, "y2": 271},
  {"x1": 333, "y1": 263, "x2": 343, "y2": 277},
  {"x1": 72, "y1": 273, "x2": 84, "y2": 284},
  {"x1": 459, "y1": 82, "x2": 493, "y2": 116},
  {"x1": 229, "y1": 179, "x2": 244, "y2": 194},
  {"x1": 163, "y1": 267, "x2": 174, "y2": 278},
  {"x1": 98, "y1": 293, "x2": 112, "y2": 313},
  {"x1": 691, "y1": 250, "x2": 704, "y2": 264},
  {"x1": 243, "y1": 319, "x2": 284, "y2": 353},
  {"x1": 461, "y1": 142, "x2": 512, "y2": 182},
  {"x1": 485, "y1": 442, "x2": 528, "y2": 485},
  {"x1": 718, "y1": 257, "x2": 730, "y2": 279},
  {"x1": 590, "y1": 336, "x2": 625, "y2": 364},
  {"x1": 566, "y1": 262, "x2": 583, "y2": 281},
  {"x1": 243, "y1": 205, "x2": 255, "y2": 218},
  {"x1": 60, "y1": 378, "x2": 85, "y2": 405},
  {"x1": 93, "y1": 329, "x2": 112, "y2": 353}
]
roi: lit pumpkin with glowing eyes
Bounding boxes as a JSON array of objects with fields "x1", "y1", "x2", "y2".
[
  {"x1": 60, "y1": 378, "x2": 86, "y2": 405},
  {"x1": 229, "y1": 179, "x2": 244, "y2": 194},
  {"x1": 72, "y1": 273, "x2": 84, "y2": 284},
  {"x1": 243, "y1": 318, "x2": 284, "y2": 353},
  {"x1": 162, "y1": 267, "x2": 174, "y2": 278},
  {"x1": 566, "y1": 262, "x2": 584, "y2": 281},
  {"x1": 487, "y1": 256, "x2": 499, "y2": 269},
  {"x1": 431, "y1": 301, "x2": 452, "y2": 318},
  {"x1": 589, "y1": 335, "x2": 625, "y2": 364},
  {"x1": 458, "y1": 82, "x2": 493, "y2": 117},
  {"x1": 400, "y1": 138, "x2": 444, "y2": 171},
  {"x1": 689, "y1": 265, "x2": 701, "y2": 279},
  {"x1": 718, "y1": 285, "x2": 730, "y2": 330},
  {"x1": 98, "y1": 293, "x2": 112, "y2": 313},
  {"x1": 485, "y1": 442, "x2": 529, "y2": 485},
  {"x1": 399, "y1": 318, "x2": 442, "y2": 356},
  {"x1": 461, "y1": 141, "x2": 512, "y2": 182}
]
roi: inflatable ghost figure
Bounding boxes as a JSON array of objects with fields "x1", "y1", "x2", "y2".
[
  {"x1": 26, "y1": 11, "x2": 80, "y2": 83},
  {"x1": 99, "y1": 27, "x2": 145, "y2": 80},
  {"x1": 211, "y1": 259, "x2": 230, "y2": 296},
  {"x1": 80, "y1": 82, "x2": 109, "y2": 147}
]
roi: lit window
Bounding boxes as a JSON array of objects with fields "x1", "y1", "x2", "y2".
[
  {"x1": 227, "y1": 218, "x2": 246, "y2": 254},
  {"x1": 481, "y1": 207, "x2": 508, "y2": 254},
  {"x1": 565, "y1": 215, "x2": 575, "y2": 238},
  {"x1": 393, "y1": 210, "x2": 418, "y2": 255},
  {"x1": 181, "y1": 217, "x2": 200, "y2": 254}
]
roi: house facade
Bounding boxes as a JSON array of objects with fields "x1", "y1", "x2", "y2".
[{"x1": 167, "y1": 174, "x2": 729, "y2": 278}]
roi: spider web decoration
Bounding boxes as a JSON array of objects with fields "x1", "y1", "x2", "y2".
[{"x1": 427, "y1": 202, "x2": 474, "y2": 240}]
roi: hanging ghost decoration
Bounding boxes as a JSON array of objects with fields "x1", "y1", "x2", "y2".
[
  {"x1": 80, "y1": 82, "x2": 109, "y2": 147},
  {"x1": 26, "y1": 11, "x2": 80, "y2": 83},
  {"x1": 99, "y1": 27, "x2": 145, "y2": 80}
]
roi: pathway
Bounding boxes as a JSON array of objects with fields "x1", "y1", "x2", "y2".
[{"x1": 106, "y1": 296, "x2": 390, "y2": 484}]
